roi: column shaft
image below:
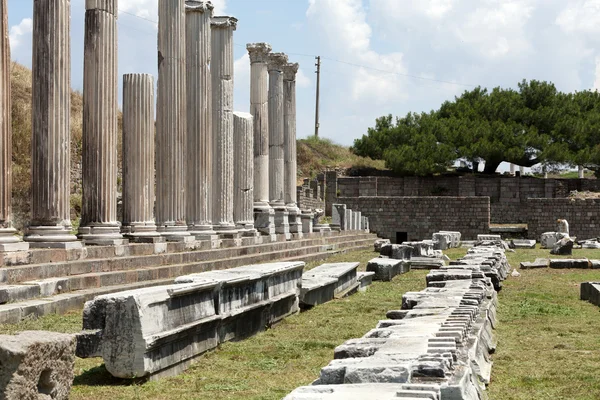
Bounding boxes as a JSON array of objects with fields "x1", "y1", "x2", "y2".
[
  {"x1": 268, "y1": 53, "x2": 288, "y2": 208},
  {"x1": 25, "y1": 0, "x2": 75, "y2": 248},
  {"x1": 233, "y1": 112, "x2": 256, "y2": 232},
  {"x1": 122, "y1": 74, "x2": 159, "y2": 240},
  {"x1": 283, "y1": 62, "x2": 302, "y2": 236},
  {"x1": 185, "y1": 1, "x2": 215, "y2": 237},
  {"x1": 156, "y1": 0, "x2": 189, "y2": 238},
  {"x1": 79, "y1": 0, "x2": 123, "y2": 245},
  {"x1": 211, "y1": 16, "x2": 237, "y2": 234}
]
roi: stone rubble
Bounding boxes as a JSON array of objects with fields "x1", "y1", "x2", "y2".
[
  {"x1": 366, "y1": 258, "x2": 410, "y2": 282},
  {"x1": 285, "y1": 241, "x2": 508, "y2": 400},
  {"x1": 550, "y1": 237, "x2": 574, "y2": 255},
  {"x1": 0, "y1": 331, "x2": 76, "y2": 400}
]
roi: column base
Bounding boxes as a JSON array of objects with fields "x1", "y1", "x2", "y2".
[
  {"x1": 0, "y1": 228, "x2": 29, "y2": 252},
  {"x1": 0, "y1": 242, "x2": 30, "y2": 252},
  {"x1": 188, "y1": 225, "x2": 220, "y2": 245},
  {"x1": 25, "y1": 225, "x2": 81, "y2": 249},
  {"x1": 254, "y1": 206, "x2": 275, "y2": 236},
  {"x1": 122, "y1": 224, "x2": 164, "y2": 243},
  {"x1": 300, "y1": 211, "x2": 314, "y2": 234},
  {"x1": 313, "y1": 224, "x2": 332, "y2": 234},
  {"x1": 274, "y1": 208, "x2": 290, "y2": 240},
  {"x1": 158, "y1": 224, "x2": 194, "y2": 243},
  {"x1": 78, "y1": 225, "x2": 127, "y2": 246},
  {"x1": 287, "y1": 206, "x2": 303, "y2": 236}
]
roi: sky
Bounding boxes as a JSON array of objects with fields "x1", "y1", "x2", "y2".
[{"x1": 7, "y1": 0, "x2": 600, "y2": 148}]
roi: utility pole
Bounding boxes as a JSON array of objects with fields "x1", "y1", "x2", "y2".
[{"x1": 314, "y1": 56, "x2": 321, "y2": 137}]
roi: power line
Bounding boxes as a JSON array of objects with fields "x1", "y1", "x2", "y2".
[{"x1": 117, "y1": 8, "x2": 478, "y2": 89}]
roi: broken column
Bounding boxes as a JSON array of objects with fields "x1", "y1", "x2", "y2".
[
  {"x1": 78, "y1": 0, "x2": 125, "y2": 245},
  {"x1": 0, "y1": 331, "x2": 76, "y2": 400},
  {"x1": 331, "y1": 204, "x2": 346, "y2": 231},
  {"x1": 156, "y1": 0, "x2": 191, "y2": 241},
  {"x1": 247, "y1": 43, "x2": 275, "y2": 237},
  {"x1": 0, "y1": 0, "x2": 21, "y2": 252},
  {"x1": 268, "y1": 52, "x2": 290, "y2": 239},
  {"x1": 283, "y1": 62, "x2": 302, "y2": 237},
  {"x1": 185, "y1": 1, "x2": 217, "y2": 242},
  {"x1": 211, "y1": 16, "x2": 238, "y2": 238},
  {"x1": 233, "y1": 112, "x2": 258, "y2": 235},
  {"x1": 121, "y1": 74, "x2": 161, "y2": 242},
  {"x1": 24, "y1": 0, "x2": 76, "y2": 249}
]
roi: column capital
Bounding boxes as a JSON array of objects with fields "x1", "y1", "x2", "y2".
[
  {"x1": 185, "y1": 0, "x2": 214, "y2": 14},
  {"x1": 86, "y1": 0, "x2": 117, "y2": 14},
  {"x1": 282, "y1": 63, "x2": 299, "y2": 81},
  {"x1": 211, "y1": 15, "x2": 237, "y2": 30},
  {"x1": 247, "y1": 43, "x2": 272, "y2": 63},
  {"x1": 268, "y1": 53, "x2": 288, "y2": 72}
]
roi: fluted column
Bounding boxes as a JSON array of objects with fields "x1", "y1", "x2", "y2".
[
  {"x1": 233, "y1": 112, "x2": 257, "y2": 234},
  {"x1": 185, "y1": 1, "x2": 217, "y2": 240},
  {"x1": 211, "y1": 16, "x2": 238, "y2": 236},
  {"x1": 78, "y1": 0, "x2": 123, "y2": 245},
  {"x1": 156, "y1": 0, "x2": 191, "y2": 240},
  {"x1": 283, "y1": 62, "x2": 302, "y2": 236},
  {"x1": 24, "y1": 0, "x2": 75, "y2": 249},
  {"x1": 247, "y1": 42, "x2": 275, "y2": 238},
  {"x1": 122, "y1": 74, "x2": 161, "y2": 242},
  {"x1": 0, "y1": 0, "x2": 27, "y2": 251},
  {"x1": 268, "y1": 53, "x2": 290, "y2": 238}
]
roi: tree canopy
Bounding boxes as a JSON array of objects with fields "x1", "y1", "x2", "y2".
[{"x1": 352, "y1": 80, "x2": 600, "y2": 175}]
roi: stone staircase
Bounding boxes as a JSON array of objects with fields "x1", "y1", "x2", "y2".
[{"x1": 0, "y1": 231, "x2": 377, "y2": 324}]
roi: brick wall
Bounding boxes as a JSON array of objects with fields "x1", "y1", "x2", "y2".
[
  {"x1": 339, "y1": 196, "x2": 490, "y2": 241},
  {"x1": 527, "y1": 198, "x2": 600, "y2": 240},
  {"x1": 297, "y1": 188, "x2": 324, "y2": 211}
]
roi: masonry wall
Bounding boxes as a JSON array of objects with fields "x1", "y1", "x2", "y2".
[
  {"x1": 330, "y1": 175, "x2": 600, "y2": 225},
  {"x1": 527, "y1": 198, "x2": 600, "y2": 240},
  {"x1": 340, "y1": 196, "x2": 490, "y2": 241},
  {"x1": 297, "y1": 188, "x2": 324, "y2": 211}
]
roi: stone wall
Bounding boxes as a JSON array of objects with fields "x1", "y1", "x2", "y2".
[
  {"x1": 330, "y1": 174, "x2": 600, "y2": 224},
  {"x1": 527, "y1": 198, "x2": 600, "y2": 240},
  {"x1": 339, "y1": 196, "x2": 490, "y2": 241},
  {"x1": 297, "y1": 187, "x2": 324, "y2": 211}
]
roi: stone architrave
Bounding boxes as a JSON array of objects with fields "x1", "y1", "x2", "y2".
[
  {"x1": 0, "y1": 0, "x2": 23, "y2": 251},
  {"x1": 23, "y1": 0, "x2": 76, "y2": 250},
  {"x1": 233, "y1": 112, "x2": 258, "y2": 236},
  {"x1": 156, "y1": 0, "x2": 191, "y2": 241},
  {"x1": 185, "y1": 1, "x2": 217, "y2": 242},
  {"x1": 268, "y1": 52, "x2": 290, "y2": 239},
  {"x1": 78, "y1": 0, "x2": 125, "y2": 245},
  {"x1": 211, "y1": 16, "x2": 239, "y2": 238},
  {"x1": 247, "y1": 43, "x2": 275, "y2": 237},
  {"x1": 121, "y1": 74, "x2": 162, "y2": 243},
  {"x1": 331, "y1": 204, "x2": 346, "y2": 231},
  {"x1": 283, "y1": 62, "x2": 303, "y2": 237}
]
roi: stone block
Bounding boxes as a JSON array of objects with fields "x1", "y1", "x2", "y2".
[
  {"x1": 550, "y1": 237, "x2": 574, "y2": 255},
  {"x1": 366, "y1": 258, "x2": 409, "y2": 281},
  {"x1": 540, "y1": 232, "x2": 562, "y2": 249},
  {"x1": 549, "y1": 258, "x2": 590, "y2": 269},
  {"x1": 332, "y1": 204, "x2": 346, "y2": 231},
  {"x1": 520, "y1": 258, "x2": 548, "y2": 269},
  {"x1": 357, "y1": 271, "x2": 375, "y2": 292},
  {"x1": 581, "y1": 282, "x2": 600, "y2": 306},
  {"x1": 477, "y1": 234, "x2": 501, "y2": 242},
  {"x1": 510, "y1": 239, "x2": 536, "y2": 249},
  {"x1": 409, "y1": 257, "x2": 446, "y2": 270},
  {"x1": 379, "y1": 244, "x2": 412, "y2": 260},
  {"x1": 301, "y1": 263, "x2": 359, "y2": 307},
  {"x1": 374, "y1": 239, "x2": 390, "y2": 252},
  {"x1": 0, "y1": 331, "x2": 76, "y2": 400}
]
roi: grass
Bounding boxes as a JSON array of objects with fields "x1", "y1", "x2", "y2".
[{"x1": 2, "y1": 246, "x2": 600, "y2": 399}]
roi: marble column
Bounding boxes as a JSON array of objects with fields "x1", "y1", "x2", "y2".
[
  {"x1": 268, "y1": 52, "x2": 290, "y2": 239},
  {"x1": 233, "y1": 112, "x2": 257, "y2": 235},
  {"x1": 0, "y1": 0, "x2": 27, "y2": 252},
  {"x1": 78, "y1": 0, "x2": 124, "y2": 245},
  {"x1": 185, "y1": 1, "x2": 217, "y2": 242},
  {"x1": 282, "y1": 62, "x2": 302, "y2": 237},
  {"x1": 509, "y1": 163, "x2": 515, "y2": 176},
  {"x1": 122, "y1": 74, "x2": 162, "y2": 242},
  {"x1": 579, "y1": 166, "x2": 585, "y2": 179},
  {"x1": 156, "y1": 0, "x2": 191, "y2": 241},
  {"x1": 247, "y1": 43, "x2": 275, "y2": 237}
]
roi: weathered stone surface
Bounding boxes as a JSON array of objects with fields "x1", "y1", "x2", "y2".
[
  {"x1": 283, "y1": 62, "x2": 302, "y2": 236},
  {"x1": 357, "y1": 271, "x2": 375, "y2": 292},
  {"x1": 520, "y1": 258, "x2": 549, "y2": 269},
  {"x1": 25, "y1": 0, "x2": 76, "y2": 248},
  {"x1": 550, "y1": 237, "x2": 574, "y2": 255},
  {"x1": 477, "y1": 234, "x2": 501, "y2": 242},
  {"x1": 409, "y1": 257, "x2": 446, "y2": 270},
  {"x1": 300, "y1": 262, "x2": 360, "y2": 307},
  {"x1": 332, "y1": 204, "x2": 346, "y2": 231},
  {"x1": 79, "y1": 0, "x2": 124, "y2": 245},
  {"x1": 580, "y1": 239, "x2": 600, "y2": 249},
  {"x1": 510, "y1": 239, "x2": 536, "y2": 249},
  {"x1": 540, "y1": 232, "x2": 562, "y2": 249},
  {"x1": 433, "y1": 231, "x2": 461, "y2": 250},
  {"x1": 366, "y1": 258, "x2": 409, "y2": 281},
  {"x1": 581, "y1": 282, "x2": 600, "y2": 306},
  {"x1": 0, "y1": 331, "x2": 76, "y2": 400},
  {"x1": 549, "y1": 258, "x2": 590, "y2": 269},
  {"x1": 80, "y1": 262, "x2": 304, "y2": 378},
  {"x1": 374, "y1": 239, "x2": 390, "y2": 252},
  {"x1": 233, "y1": 112, "x2": 256, "y2": 234},
  {"x1": 268, "y1": 52, "x2": 288, "y2": 209},
  {"x1": 403, "y1": 241, "x2": 436, "y2": 258},
  {"x1": 379, "y1": 244, "x2": 412, "y2": 260}
]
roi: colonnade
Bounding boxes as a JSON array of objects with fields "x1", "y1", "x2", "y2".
[{"x1": 0, "y1": 0, "x2": 304, "y2": 249}]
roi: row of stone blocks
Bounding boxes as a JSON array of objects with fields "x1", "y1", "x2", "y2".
[
  {"x1": 331, "y1": 204, "x2": 370, "y2": 232},
  {"x1": 75, "y1": 260, "x2": 372, "y2": 380},
  {"x1": 285, "y1": 242, "x2": 509, "y2": 399}
]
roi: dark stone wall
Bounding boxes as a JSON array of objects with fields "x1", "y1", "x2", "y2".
[{"x1": 527, "y1": 198, "x2": 600, "y2": 240}]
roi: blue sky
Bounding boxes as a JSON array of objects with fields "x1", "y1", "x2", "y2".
[{"x1": 7, "y1": 0, "x2": 600, "y2": 149}]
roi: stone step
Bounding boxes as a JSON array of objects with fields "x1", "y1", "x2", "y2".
[
  {"x1": 0, "y1": 232, "x2": 377, "y2": 285},
  {"x1": 0, "y1": 238, "x2": 375, "y2": 324}
]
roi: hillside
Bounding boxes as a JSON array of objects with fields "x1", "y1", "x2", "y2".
[{"x1": 297, "y1": 135, "x2": 386, "y2": 182}]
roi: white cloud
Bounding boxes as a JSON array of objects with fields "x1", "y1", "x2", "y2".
[
  {"x1": 297, "y1": 69, "x2": 311, "y2": 88},
  {"x1": 556, "y1": 0, "x2": 600, "y2": 35},
  {"x1": 119, "y1": 0, "x2": 227, "y2": 21},
  {"x1": 594, "y1": 56, "x2": 600, "y2": 91},
  {"x1": 9, "y1": 18, "x2": 32, "y2": 50},
  {"x1": 234, "y1": 52, "x2": 250, "y2": 89}
]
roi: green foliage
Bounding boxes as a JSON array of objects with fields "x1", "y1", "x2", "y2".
[{"x1": 353, "y1": 79, "x2": 600, "y2": 175}]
